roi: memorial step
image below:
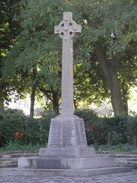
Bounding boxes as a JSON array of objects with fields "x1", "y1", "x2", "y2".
[
  {"x1": 97, "y1": 152, "x2": 137, "y2": 167},
  {"x1": 18, "y1": 156, "x2": 115, "y2": 169},
  {"x1": 0, "y1": 166, "x2": 132, "y2": 177},
  {"x1": 0, "y1": 151, "x2": 137, "y2": 168},
  {"x1": 0, "y1": 152, "x2": 38, "y2": 168}
]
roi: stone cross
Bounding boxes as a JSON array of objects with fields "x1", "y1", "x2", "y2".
[{"x1": 54, "y1": 12, "x2": 81, "y2": 117}]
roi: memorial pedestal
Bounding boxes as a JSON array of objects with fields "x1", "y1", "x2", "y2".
[
  {"x1": 18, "y1": 116, "x2": 113, "y2": 170},
  {"x1": 18, "y1": 115, "x2": 131, "y2": 175},
  {"x1": 39, "y1": 115, "x2": 96, "y2": 159}
]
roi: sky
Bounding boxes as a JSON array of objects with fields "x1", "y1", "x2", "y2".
[{"x1": 7, "y1": 87, "x2": 137, "y2": 116}]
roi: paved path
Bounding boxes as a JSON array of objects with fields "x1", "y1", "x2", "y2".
[{"x1": 0, "y1": 170, "x2": 137, "y2": 183}]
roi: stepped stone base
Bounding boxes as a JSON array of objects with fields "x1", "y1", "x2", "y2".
[
  {"x1": 17, "y1": 116, "x2": 132, "y2": 175},
  {"x1": 39, "y1": 147, "x2": 96, "y2": 158},
  {"x1": 0, "y1": 167, "x2": 132, "y2": 177},
  {"x1": 18, "y1": 157, "x2": 114, "y2": 169}
]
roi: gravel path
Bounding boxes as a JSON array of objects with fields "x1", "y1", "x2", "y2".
[{"x1": 0, "y1": 169, "x2": 137, "y2": 183}]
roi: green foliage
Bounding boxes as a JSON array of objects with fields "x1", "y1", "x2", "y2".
[
  {"x1": 74, "y1": 109, "x2": 101, "y2": 129},
  {"x1": 102, "y1": 114, "x2": 137, "y2": 146},
  {"x1": 73, "y1": 0, "x2": 137, "y2": 115},
  {"x1": 75, "y1": 109, "x2": 107, "y2": 145},
  {"x1": 1, "y1": 0, "x2": 137, "y2": 116},
  {"x1": 76, "y1": 109, "x2": 137, "y2": 147},
  {"x1": 0, "y1": 142, "x2": 46, "y2": 153},
  {"x1": 133, "y1": 163, "x2": 137, "y2": 169},
  {"x1": 102, "y1": 114, "x2": 129, "y2": 144},
  {"x1": 95, "y1": 144, "x2": 137, "y2": 153},
  {"x1": 0, "y1": 109, "x2": 137, "y2": 153},
  {"x1": 86, "y1": 126, "x2": 95, "y2": 145},
  {"x1": 2, "y1": 0, "x2": 70, "y2": 112},
  {"x1": 0, "y1": 0, "x2": 21, "y2": 106},
  {"x1": 126, "y1": 115, "x2": 137, "y2": 146},
  {"x1": 91, "y1": 123, "x2": 108, "y2": 145},
  {"x1": 0, "y1": 109, "x2": 55, "y2": 148},
  {"x1": 107, "y1": 131, "x2": 123, "y2": 145}
]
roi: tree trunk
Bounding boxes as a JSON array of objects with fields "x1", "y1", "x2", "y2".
[
  {"x1": 122, "y1": 88, "x2": 128, "y2": 114},
  {"x1": 30, "y1": 68, "x2": 37, "y2": 118},
  {"x1": 95, "y1": 43, "x2": 125, "y2": 115},
  {"x1": 52, "y1": 91, "x2": 60, "y2": 114},
  {"x1": 39, "y1": 86, "x2": 60, "y2": 113},
  {"x1": 74, "y1": 99, "x2": 77, "y2": 110},
  {"x1": 0, "y1": 96, "x2": 4, "y2": 109},
  {"x1": 30, "y1": 85, "x2": 36, "y2": 118},
  {"x1": 0, "y1": 79, "x2": 4, "y2": 108},
  {"x1": 107, "y1": 71, "x2": 125, "y2": 115}
]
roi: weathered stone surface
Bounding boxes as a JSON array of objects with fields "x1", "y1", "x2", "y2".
[
  {"x1": 18, "y1": 157, "x2": 32, "y2": 168},
  {"x1": 39, "y1": 116, "x2": 96, "y2": 159},
  {"x1": 47, "y1": 116, "x2": 87, "y2": 149},
  {"x1": 54, "y1": 12, "x2": 81, "y2": 117},
  {"x1": 39, "y1": 147, "x2": 96, "y2": 158},
  {"x1": 37, "y1": 159, "x2": 61, "y2": 169},
  {"x1": 18, "y1": 157, "x2": 114, "y2": 169},
  {"x1": 0, "y1": 167, "x2": 134, "y2": 180}
]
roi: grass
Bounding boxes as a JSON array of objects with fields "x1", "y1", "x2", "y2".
[
  {"x1": 0, "y1": 141, "x2": 47, "y2": 153},
  {"x1": 94, "y1": 144, "x2": 137, "y2": 153},
  {"x1": 133, "y1": 163, "x2": 137, "y2": 169},
  {"x1": 0, "y1": 141, "x2": 137, "y2": 154}
]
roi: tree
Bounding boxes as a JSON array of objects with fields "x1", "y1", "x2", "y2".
[
  {"x1": 3, "y1": 0, "x2": 137, "y2": 117},
  {"x1": 3, "y1": 0, "x2": 68, "y2": 116},
  {"x1": 0, "y1": 0, "x2": 21, "y2": 108},
  {"x1": 73, "y1": 0, "x2": 137, "y2": 115}
]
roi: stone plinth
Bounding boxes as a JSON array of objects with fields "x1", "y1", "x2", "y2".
[
  {"x1": 48, "y1": 116, "x2": 87, "y2": 148},
  {"x1": 39, "y1": 116, "x2": 96, "y2": 159},
  {"x1": 39, "y1": 147, "x2": 96, "y2": 158}
]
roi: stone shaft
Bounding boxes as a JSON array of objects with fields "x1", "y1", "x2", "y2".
[
  {"x1": 54, "y1": 12, "x2": 81, "y2": 117},
  {"x1": 61, "y1": 37, "x2": 73, "y2": 116}
]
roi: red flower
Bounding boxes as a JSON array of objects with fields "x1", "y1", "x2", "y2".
[
  {"x1": 90, "y1": 125, "x2": 94, "y2": 130},
  {"x1": 15, "y1": 132, "x2": 19, "y2": 137},
  {"x1": 86, "y1": 130, "x2": 90, "y2": 135},
  {"x1": 21, "y1": 133, "x2": 24, "y2": 137},
  {"x1": 17, "y1": 135, "x2": 21, "y2": 139}
]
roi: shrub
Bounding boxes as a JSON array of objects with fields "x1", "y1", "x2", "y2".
[
  {"x1": 126, "y1": 115, "x2": 137, "y2": 146},
  {"x1": 0, "y1": 109, "x2": 55, "y2": 147},
  {"x1": 102, "y1": 114, "x2": 129, "y2": 145},
  {"x1": 86, "y1": 125, "x2": 95, "y2": 145},
  {"x1": 74, "y1": 109, "x2": 102, "y2": 129},
  {"x1": 0, "y1": 109, "x2": 26, "y2": 146},
  {"x1": 75, "y1": 109, "x2": 137, "y2": 147},
  {"x1": 75, "y1": 109, "x2": 105, "y2": 145},
  {"x1": 107, "y1": 131, "x2": 123, "y2": 145},
  {"x1": 91, "y1": 122, "x2": 108, "y2": 145},
  {"x1": 0, "y1": 108, "x2": 137, "y2": 149}
]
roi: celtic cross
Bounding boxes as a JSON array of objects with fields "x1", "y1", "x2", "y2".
[{"x1": 54, "y1": 12, "x2": 81, "y2": 117}]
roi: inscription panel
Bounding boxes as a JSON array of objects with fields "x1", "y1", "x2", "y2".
[
  {"x1": 48, "y1": 117, "x2": 87, "y2": 148},
  {"x1": 37, "y1": 159, "x2": 61, "y2": 169},
  {"x1": 74, "y1": 119, "x2": 87, "y2": 146},
  {"x1": 74, "y1": 120, "x2": 80, "y2": 145},
  {"x1": 78, "y1": 119, "x2": 87, "y2": 145},
  {"x1": 62, "y1": 120, "x2": 74, "y2": 147},
  {"x1": 48, "y1": 120, "x2": 62, "y2": 147}
]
